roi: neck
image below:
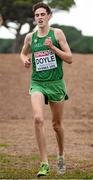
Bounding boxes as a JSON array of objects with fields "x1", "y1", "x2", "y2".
[{"x1": 38, "y1": 25, "x2": 50, "y2": 37}]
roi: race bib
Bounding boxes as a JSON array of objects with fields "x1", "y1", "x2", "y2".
[{"x1": 34, "y1": 50, "x2": 57, "y2": 71}]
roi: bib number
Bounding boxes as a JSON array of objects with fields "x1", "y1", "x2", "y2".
[{"x1": 34, "y1": 50, "x2": 57, "y2": 71}]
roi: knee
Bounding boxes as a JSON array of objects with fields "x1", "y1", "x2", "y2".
[
  {"x1": 34, "y1": 115, "x2": 44, "y2": 127},
  {"x1": 53, "y1": 124, "x2": 60, "y2": 132},
  {"x1": 52, "y1": 121, "x2": 62, "y2": 132}
]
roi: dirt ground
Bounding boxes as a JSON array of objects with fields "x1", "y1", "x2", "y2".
[{"x1": 0, "y1": 54, "x2": 93, "y2": 171}]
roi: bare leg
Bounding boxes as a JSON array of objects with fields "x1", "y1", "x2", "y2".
[
  {"x1": 49, "y1": 101, "x2": 64, "y2": 155},
  {"x1": 31, "y1": 92, "x2": 48, "y2": 163}
]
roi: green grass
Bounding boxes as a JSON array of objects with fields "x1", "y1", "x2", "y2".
[
  {"x1": 0, "y1": 143, "x2": 9, "y2": 148},
  {"x1": 0, "y1": 153, "x2": 93, "y2": 179}
]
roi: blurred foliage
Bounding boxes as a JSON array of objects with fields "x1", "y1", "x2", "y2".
[
  {"x1": 0, "y1": 0, "x2": 41, "y2": 25},
  {"x1": 52, "y1": 24, "x2": 93, "y2": 53},
  {"x1": 48, "y1": 0, "x2": 75, "y2": 10},
  {"x1": 0, "y1": 0, "x2": 75, "y2": 52},
  {"x1": 0, "y1": 25, "x2": 93, "y2": 53},
  {"x1": 0, "y1": 39, "x2": 13, "y2": 53},
  {"x1": 0, "y1": 0, "x2": 75, "y2": 23}
]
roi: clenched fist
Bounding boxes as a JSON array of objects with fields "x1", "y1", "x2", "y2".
[
  {"x1": 24, "y1": 58, "x2": 31, "y2": 68},
  {"x1": 44, "y1": 37, "x2": 54, "y2": 49}
]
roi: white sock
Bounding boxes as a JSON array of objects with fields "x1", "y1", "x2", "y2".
[{"x1": 58, "y1": 154, "x2": 64, "y2": 159}]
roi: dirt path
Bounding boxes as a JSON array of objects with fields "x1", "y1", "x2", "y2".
[{"x1": 0, "y1": 54, "x2": 93, "y2": 171}]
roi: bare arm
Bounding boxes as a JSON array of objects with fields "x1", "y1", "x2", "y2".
[
  {"x1": 20, "y1": 32, "x2": 32, "y2": 68},
  {"x1": 45, "y1": 28, "x2": 72, "y2": 64}
]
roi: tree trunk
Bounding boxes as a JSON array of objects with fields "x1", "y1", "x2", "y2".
[
  {"x1": 11, "y1": 25, "x2": 22, "y2": 53},
  {"x1": 11, "y1": 21, "x2": 35, "y2": 53}
]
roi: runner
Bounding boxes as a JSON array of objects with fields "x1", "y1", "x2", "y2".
[{"x1": 20, "y1": 2, "x2": 72, "y2": 177}]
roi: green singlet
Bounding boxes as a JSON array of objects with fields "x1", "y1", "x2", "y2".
[{"x1": 29, "y1": 28, "x2": 68, "y2": 104}]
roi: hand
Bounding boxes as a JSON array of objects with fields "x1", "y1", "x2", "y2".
[
  {"x1": 24, "y1": 58, "x2": 31, "y2": 68},
  {"x1": 44, "y1": 37, "x2": 54, "y2": 49}
]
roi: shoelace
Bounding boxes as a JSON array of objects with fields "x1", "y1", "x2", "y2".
[
  {"x1": 58, "y1": 159, "x2": 64, "y2": 169},
  {"x1": 40, "y1": 164, "x2": 48, "y2": 171}
]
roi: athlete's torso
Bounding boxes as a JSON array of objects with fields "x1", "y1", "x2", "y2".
[{"x1": 30, "y1": 28, "x2": 63, "y2": 81}]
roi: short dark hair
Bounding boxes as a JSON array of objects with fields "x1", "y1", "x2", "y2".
[{"x1": 32, "y1": 2, "x2": 52, "y2": 15}]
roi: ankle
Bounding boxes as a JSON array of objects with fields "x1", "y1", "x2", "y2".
[
  {"x1": 41, "y1": 161, "x2": 49, "y2": 165},
  {"x1": 58, "y1": 152, "x2": 64, "y2": 157}
]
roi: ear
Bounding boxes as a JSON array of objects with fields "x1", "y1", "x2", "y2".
[{"x1": 48, "y1": 13, "x2": 52, "y2": 21}]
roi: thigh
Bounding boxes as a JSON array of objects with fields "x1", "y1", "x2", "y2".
[
  {"x1": 31, "y1": 92, "x2": 45, "y2": 118},
  {"x1": 49, "y1": 101, "x2": 64, "y2": 123}
]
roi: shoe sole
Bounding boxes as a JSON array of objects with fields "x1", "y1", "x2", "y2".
[
  {"x1": 57, "y1": 169, "x2": 66, "y2": 175},
  {"x1": 37, "y1": 173, "x2": 49, "y2": 177}
]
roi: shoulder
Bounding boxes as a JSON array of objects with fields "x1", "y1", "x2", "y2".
[
  {"x1": 24, "y1": 32, "x2": 34, "y2": 44},
  {"x1": 51, "y1": 27, "x2": 66, "y2": 40}
]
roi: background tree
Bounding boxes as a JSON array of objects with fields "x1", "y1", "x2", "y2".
[
  {"x1": 0, "y1": 0, "x2": 75, "y2": 52},
  {"x1": 0, "y1": 14, "x2": 3, "y2": 25}
]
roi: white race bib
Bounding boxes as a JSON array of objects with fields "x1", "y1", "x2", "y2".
[{"x1": 34, "y1": 50, "x2": 57, "y2": 71}]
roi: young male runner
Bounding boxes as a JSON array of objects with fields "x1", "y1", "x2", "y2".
[{"x1": 20, "y1": 2, "x2": 72, "y2": 177}]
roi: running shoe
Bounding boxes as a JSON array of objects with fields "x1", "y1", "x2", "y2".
[
  {"x1": 37, "y1": 162, "x2": 49, "y2": 177},
  {"x1": 57, "y1": 155, "x2": 66, "y2": 175}
]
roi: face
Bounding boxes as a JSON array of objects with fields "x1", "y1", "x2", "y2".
[{"x1": 34, "y1": 8, "x2": 51, "y2": 28}]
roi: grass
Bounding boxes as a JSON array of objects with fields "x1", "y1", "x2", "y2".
[
  {"x1": 0, "y1": 153, "x2": 93, "y2": 179},
  {"x1": 0, "y1": 143, "x2": 9, "y2": 148}
]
